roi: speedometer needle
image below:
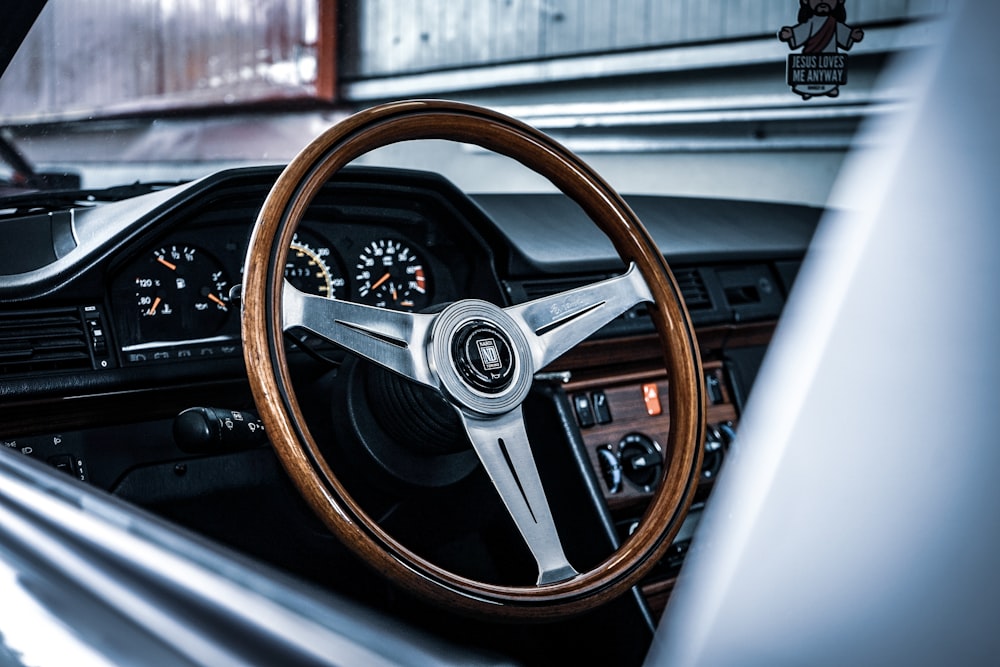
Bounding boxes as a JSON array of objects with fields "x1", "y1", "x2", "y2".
[{"x1": 371, "y1": 272, "x2": 391, "y2": 291}]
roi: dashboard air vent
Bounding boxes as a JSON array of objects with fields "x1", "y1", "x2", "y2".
[
  {"x1": 517, "y1": 276, "x2": 596, "y2": 302},
  {"x1": 673, "y1": 268, "x2": 712, "y2": 311},
  {"x1": 0, "y1": 308, "x2": 92, "y2": 376},
  {"x1": 518, "y1": 269, "x2": 711, "y2": 312}
]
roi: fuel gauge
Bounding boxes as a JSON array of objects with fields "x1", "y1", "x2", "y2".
[{"x1": 134, "y1": 244, "x2": 231, "y2": 340}]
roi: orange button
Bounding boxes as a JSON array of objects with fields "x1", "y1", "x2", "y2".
[{"x1": 642, "y1": 382, "x2": 662, "y2": 416}]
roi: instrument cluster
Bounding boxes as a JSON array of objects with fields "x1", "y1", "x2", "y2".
[
  {"x1": 110, "y1": 217, "x2": 458, "y2": 362},
  {"x1": 288, "y1": 228, "x2": 432, "y2": 312}
]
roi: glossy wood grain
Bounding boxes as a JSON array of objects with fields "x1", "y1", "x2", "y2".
[
  {"x1": 548, "y1": 320, "x2": 777, "y2": 374},
  {"x1": 242, "y1": 100, "x2": 705, "y2": 619}
]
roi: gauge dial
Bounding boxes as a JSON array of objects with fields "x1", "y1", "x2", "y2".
[
  {"x1": 284, "y1": 231, "x2": 345, "y2": 298},
  {"x1": 134, "y1": 245, "x2": 231, "y2": 340},
  {"x1": 354, "y1": 238, "x2": 430, "y2": 311}
]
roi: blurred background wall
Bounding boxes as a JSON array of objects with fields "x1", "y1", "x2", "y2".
[
  {"x1": 0, "y1": 0, "x2": 948, "y2": 204},
  {"x1": 339, "y1": 0, "x2": 946, "y2": 203}
]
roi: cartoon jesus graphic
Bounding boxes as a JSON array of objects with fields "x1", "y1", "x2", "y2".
[{"x1": 779, "y1": 0, "x2": 864, "y2": 99}]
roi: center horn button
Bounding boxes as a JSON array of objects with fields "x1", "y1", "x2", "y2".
[{"x1": 452, "y1": 320, "x2": 516, "y2": 394}]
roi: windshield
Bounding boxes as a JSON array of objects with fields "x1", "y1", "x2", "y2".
[{"x1": 0, "y1": 1, "x2": 943, "y2": 204}]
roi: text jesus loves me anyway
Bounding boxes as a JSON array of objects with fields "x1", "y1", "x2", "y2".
[{"x1": 788, "y1": 53, "x2": 847, "y2": 85}]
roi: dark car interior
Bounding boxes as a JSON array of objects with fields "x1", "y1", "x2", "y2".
[
  {"x1": 0, "y1": 152, "x2": 818, "y2": 662},
  {"x1": 6, "y1": 0, "x2": 998, "y2": 663},
  {"x1": 0, "y1": 1, "x2": 899, "y2": 664}
]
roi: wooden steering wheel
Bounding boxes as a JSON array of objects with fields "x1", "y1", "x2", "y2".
[{"x1": 242, "y1": 100, "x2": 705, "y2": 619}]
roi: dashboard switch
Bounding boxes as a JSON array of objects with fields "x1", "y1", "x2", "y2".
[
  {"x1": 46, "y1": 454, "x2": 86, "y2": 481},
  {"x1": 82, "y1": 305, "x2": 114, "y2": 368},
  {"x1": 592, "y1": 391, "x2": 612, "y2": 424},
  {"x1": 706, "y1": 373, "x2": 724, "y2": 405},
  {"x1": 642, "y1": 383, "x2": 662, "y2": 416},
  {"x1": 48, "y1": 454, "x2": 74, "y2": 475},
  {"x1": 573, "y1": 394, "x2": 596, "y2": 428}
]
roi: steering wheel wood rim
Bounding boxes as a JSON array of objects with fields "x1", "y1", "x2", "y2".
[{"x1": 242, "y1": 100, "x2": 705, "y2": 619}]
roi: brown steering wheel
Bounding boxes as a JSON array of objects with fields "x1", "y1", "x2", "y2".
[{"x1": 242, "y1": 100, "x2": 705, "y2": 619}]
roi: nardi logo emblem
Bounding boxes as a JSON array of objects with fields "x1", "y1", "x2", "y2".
[
  {"x1": 476, "y1": 337, "x2": 504, "y2": 372},
  {"x1": 452, "y1": 320, "x2": 516, "y2": 394}
]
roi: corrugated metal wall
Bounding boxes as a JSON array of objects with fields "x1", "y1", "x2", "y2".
[
  {"x1": 340, "y1": 0, "x2": 945, "y2": 80},
  {"x1": 1, "y1": 1, "x2": 949, "y2": 121},
  {"x1": 0, "y1": 1, "x2": 952, "y2": 206},
  {"x1": 335, "y1": 0, "x2": 951, "y2": 206},
  {"x1": 0, "y1": 0, "x2": 324, "y2": 123}
]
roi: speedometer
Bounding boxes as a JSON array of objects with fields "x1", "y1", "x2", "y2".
[{"x1": 354, "y1": 238, "x2": 430, "y2": 311}]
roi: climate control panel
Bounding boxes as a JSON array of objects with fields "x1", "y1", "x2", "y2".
[
  {"x1": 565, "y1": 360, "x2": 737, "y2": 511},
  {"x1": 564, "y1": 359, "x2": 739, "y2": 621}
]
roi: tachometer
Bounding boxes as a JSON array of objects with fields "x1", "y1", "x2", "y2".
[
  {"x1": 284, "y1": 231, "x2": 345, "y2": 298},
  {"x1": 134, "y1": 245, "x2": 231, "y2": 340},
  {"x1": 354, "y1": 238, "x2": 430, "y2": 311}
]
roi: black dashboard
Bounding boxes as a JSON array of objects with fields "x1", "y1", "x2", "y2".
[
  {"x1": 104, "y1": 167, "x2": 495, "y2": 367},
  {"x1": 0, "y1": 165, "x2": 818, "y2": 399},
  {"x1": 0, "y1": 164, "x2": 820, "y2": 638},
  {"x1": 0, "y1": 167, "x2": 507, "y2": 392},
  {"x1": 0, "y1": 161, "x2": 819, "y2": 493}
]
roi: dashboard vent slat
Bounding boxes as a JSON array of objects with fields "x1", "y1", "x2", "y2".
[
  {"x1": 516, "y1": 268, "x2": 713, "y2": 311},
  {"x1": 0, "y1": 308, "x2": 92, "y2": 376},
  {"x1": 673, "y1": 268, "x2": 712, "y2": 311},
  {"x1": 518, "y1": 277, "x2": 595, "y2": 301},
  {"x1": 509, "y1": 265, "x2": 724, "y2": 335}
]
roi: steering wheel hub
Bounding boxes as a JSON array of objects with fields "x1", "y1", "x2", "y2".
[
  {"x1": 452, "y1": 319, "x2": 516, "y2": 394},
  {"x1": 429, "y1": 299, "x2": 534, "y2": 416}
]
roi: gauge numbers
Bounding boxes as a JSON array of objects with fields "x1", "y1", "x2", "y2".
[
  {"x1": 354, "y1": 238, "x2": 430, "y2": 311},
  {"x1": 284, "y1": 231, "x2": 345, "y2": 299},
  {"x1": 134, "y1": 245, "x2": 230, "y2": 340}
]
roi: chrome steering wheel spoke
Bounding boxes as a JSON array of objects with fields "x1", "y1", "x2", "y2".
[
  {"x1": 282, "y1": 280, "x2": 437, "y2": 388},
  {"x1": 506, "y1": 263, "x2": 653, "y2": 370},
  {"x1": 459, "y1": 406, "x2": 579, "y2": 585},
  {"x1": 284, "y1": 266, "x2": 653, "y2": 588}
]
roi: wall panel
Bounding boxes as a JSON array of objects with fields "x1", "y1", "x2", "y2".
[
  {"x1": 340, "y1": 0, "x2": 933, "y2": 79},
  {"x1": 0, "y1": 0, "x2": 328, "y2": 123}
]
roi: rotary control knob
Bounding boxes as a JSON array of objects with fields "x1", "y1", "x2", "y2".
[
  {"x1": 618, "y1": 433, "x2": 663, "y2": 492},
  {"x1": 701, "y1": 421, "x2": 736, "y2": 482},
  {"x1": 597, "y1": 445, "x2": 622, "y2": 494},
  {"x1": 702, "y1": 425, "x2": 725, "y2": 481}
]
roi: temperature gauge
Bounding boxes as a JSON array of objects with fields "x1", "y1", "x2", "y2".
[{"x1": 133, "y1": 244, "x2": 231, "y2": 340}]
